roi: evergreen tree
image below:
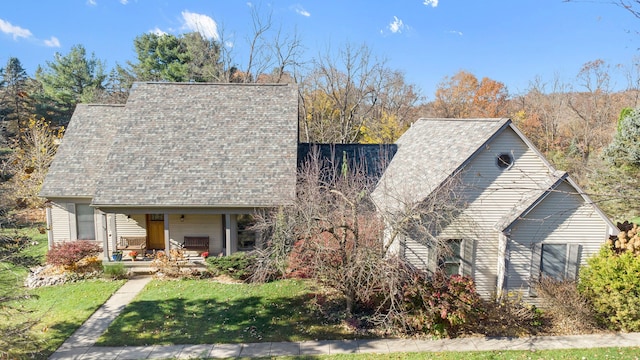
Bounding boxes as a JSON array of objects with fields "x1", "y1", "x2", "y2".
[
  {"x1": 34, "y1": 44, "x2": 106, "y2": 126},
  {"x1": 0, "y1": 57, "x2": 33, "y2": 140},
  {"x1": 128, "y1": 32, "x2": 223, "y2": 82},
  {"x1": 603, "y1": 108, "x2": 640, "y2": 169}
]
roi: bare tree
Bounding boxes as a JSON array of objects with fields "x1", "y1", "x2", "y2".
[
  {"x1": 252, "y1": 144, "x2": 473, "y2": 327},
  {"x1": 299, "y1": 43, "x2": 384, "y2": 143},
  {"x1": 516, "y1": 75, "x2": 570, "y2": 154},
  {"x1": 1, "y1": 116, "x2": 62, "y2": 209},
  {"x1": 567, "y1": 59, "x2": 617, "y2": 163},
  {"x1": 299, "y1": 43, "x2": 422, "y2": 144}
]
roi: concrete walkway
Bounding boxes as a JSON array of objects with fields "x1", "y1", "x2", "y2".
[{"x1": 49, "y1": 277, "x2": 640, "y2": 360}]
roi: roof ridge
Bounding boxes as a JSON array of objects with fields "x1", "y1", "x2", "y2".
[
  {"x1": 416, "y1": 117, "x2": 509, "y2": 122},
  {"x1": 133, "y1": 81, "x2": 292, "y2": 87},
  {"x1": 82, "y1": 103, "x2": 126, "y2": 107}
]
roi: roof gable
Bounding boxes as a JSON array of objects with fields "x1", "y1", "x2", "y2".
[
  {"x1": 372, "y1": 118, "x2": 510, "y2": 211},
  {"x1": 40, "y1": 104, "x2": 124, "y2": 198},
  {"x1": 92, "y1": 82, "x2": 298, "y2": 208}
]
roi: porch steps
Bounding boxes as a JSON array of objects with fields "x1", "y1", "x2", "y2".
[{"x1": 103, "y1": 256, "x2": 209, "y2": 275}]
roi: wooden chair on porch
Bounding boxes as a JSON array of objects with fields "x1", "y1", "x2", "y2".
[
  {"x1": 183, "y1": 236, "x2": 209, "y2": 253},
  {"x1": 116, "y1": 236, "x2": 147, "y2": 251}
]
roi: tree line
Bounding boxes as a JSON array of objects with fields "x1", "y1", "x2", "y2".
[{"x1": 1, "y1": 9, "x2": 640, "y2": 220}]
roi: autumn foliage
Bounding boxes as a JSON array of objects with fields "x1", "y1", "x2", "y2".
[{"x1": 46, "y1": 240, "x2": 101, "y2": 268}]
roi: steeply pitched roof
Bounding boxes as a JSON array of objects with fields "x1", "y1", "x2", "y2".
[
  {"x1": 372, "y1": 118, "x2": 510, "y2": 211},
  {"x1": 91, "y1": 82, "x2": 298, "y2": 208},
  {"x1": 40, "y1": 104, "x2": 124, "y2": 198}
]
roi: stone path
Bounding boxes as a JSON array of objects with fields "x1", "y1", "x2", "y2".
[{"x1": 49, "y1": 276, "x2": 640, "y2": 359}]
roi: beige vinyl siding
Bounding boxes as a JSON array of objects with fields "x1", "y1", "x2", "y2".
[
  {"x1": 50, "y1": 201, "x2": 72, "y2": 242},
  {"x1": 115, "y1": 214, "x2": 147, "y2": 237},
  {"x1": 507, "y1": 181, "x2": 608, "y2": 297},
  {"x1": 438, "y1": 127, "x2": 554, "y2": 297},
  {"x1": 168, "y1": 214, "x2": 223, "y2": 254},
  {"x1": 404, "y1": 238, "x2": 432, "y2": 270},
  {"x1": 108, "y1": 213, "x2": 147, "y2": 254}
]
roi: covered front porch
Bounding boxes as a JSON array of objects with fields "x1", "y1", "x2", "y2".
[{"x1": 95, "y1": 208, "x2": 261, "y2": 262}]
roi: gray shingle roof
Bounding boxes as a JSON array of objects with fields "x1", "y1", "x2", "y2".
[
  {"x1": 372, "y1": 118, "x2": 510, "y2": 212},
  {"x1": 91, "y1": 82, "x2": 298, "y2": 207},
  {"x1": 40, "y1": 104, "x2": 124, "y2": 198}
]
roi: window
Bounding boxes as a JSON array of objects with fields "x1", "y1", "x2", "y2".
[
  {"x1": 76, "y1": 204, "x2": 95, "y2": 240},
  {"x1": 541, "y1": 244, "x2": 567, "y2": 280},
  {"x1": 440, "y1": 239, "x2": 462, "y2": 276},
  {"x1": 496, "y1": 153, "x2": 513, "y2": 169},
  {"x1": 530, "y1": 243, "x2": 581, "y2": 295},
  {"x1": 237, "y1": 214, "x2": 257, "y2": 250}
]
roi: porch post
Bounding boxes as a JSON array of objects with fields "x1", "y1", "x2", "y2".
[
  {"x1": 164, "y1": 213, "x2": 170, "y2": 256},
  {"x1": 45, "y1": 206, "x2": 53, "y2": 250},
  {"x1": 225, "y1": 214, "x2": 231, "y2": 256},
  {"x1": 98, "y1": 211, "x2": 109, "y2": 261},
  {"x1": 496, "y1": 232, "x2": 509, "y2": 298},
  {"x1": 108, "y1": 214, "x2": 118, "y2": 261}
]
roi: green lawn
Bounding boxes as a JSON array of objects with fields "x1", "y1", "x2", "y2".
[
  {"x1": 8, "y1": 279, "x2": 125, "y2": 359},
  {"x1": 0, "y1": 226, "x2": 125, "y2": 359},
  {"x1": 264, "y1": 347, "x2": 640, "y2": 359},
  {"x1": 97, "y1": 279, "x2": 353, "y2": 346}
]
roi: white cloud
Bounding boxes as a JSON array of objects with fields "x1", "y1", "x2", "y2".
[
  {"x1": 44, "y1": 36, "x2": 60, "y2": 47},
  {"x1": 120, "y1": 0, "x2": 129, "y2": 4},
  {"x1": 181, "y1": 10, "x2": 219, "y2": 40},
  {"x1": 292, "y1": 4, "x2": 310, "y2": 17},
  {"x1": 389, "y1": 16, "x2": 404, "y2": 34},
  {"x1": 224, "y1": 41, "x2": 234, "y2": 48},
  {"x1": 87, "y1": 0, "x2": 97, "y2": 6},
  {"x1": 447, "y1": 30, "x2": 463, "y2": 36},
  {"x1": 424, "y1": 0, "x2": 438, "y2": 7},
  {"x1": 151, "y1": 27, "x2": 167, "y2": 36},
  {"x1": 0, "y1": 19, "x2": 33, "y2": 40}
]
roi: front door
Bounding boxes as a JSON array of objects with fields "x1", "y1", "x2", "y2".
[{"x1": 147, "y1": 214, "x2": 165, "y2": 250}]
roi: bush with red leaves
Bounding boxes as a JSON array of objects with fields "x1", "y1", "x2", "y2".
[{"x1": 46, "y1": 241, "x2": 102, "y2": 268}]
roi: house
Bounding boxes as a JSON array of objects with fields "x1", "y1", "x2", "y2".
[
  {"x1": 371, "y1": 118, "x2": 617, "y2": 300},
  {"x1": 40, "y1": 82, "x2": 298, "y2": 259},
  {"x1": 40, "y1": 83, "x2": 615, "y2": 301}
]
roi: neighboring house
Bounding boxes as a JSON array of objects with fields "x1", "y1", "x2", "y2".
[
  {"x1": 371, "y1": 118, "x2": 617, "y2": 300},
  {"x1": 40, "y1": 82, "x2": 298, "y2": 259}
]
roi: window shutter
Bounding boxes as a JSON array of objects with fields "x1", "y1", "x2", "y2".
[
  {"x1": 460, "y1": 239, "x2": 475, "y2": 277},
  {"x1": 529, "y1": 243, "x2": 543, "y2": 296},
  {"x1": 67, "y1": 203, "x2": 77, "y2": 241},
  {"x1": 566, "y1": 244, "x2": 582, "y2": 280}
]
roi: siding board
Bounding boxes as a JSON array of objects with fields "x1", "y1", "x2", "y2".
[{"x1": 507, "y1": 181, "x2": 608, "y2": 297}]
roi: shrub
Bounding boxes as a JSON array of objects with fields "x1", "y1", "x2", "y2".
[
  {"x1": 534, "y1": 277, "x2": 599, "y2": 334},
  {"x1": 206, "y1": 252, "x2": 257, "y2": 281},
  {"x1": 398, "y1": 270, "x2": 481, "y2": 337},
  {"x1": 468, "y1": 292, "x2": 545, "y2": 337},
  {"x1": 103, "y1": 263, "x2": 128, "y2": 279},
  {"x1": 578, "y1": 246, "x2": 640, "y2": 331},
  {"x1": 46, "y1": 241, "x2": 101, "y2": 268}
]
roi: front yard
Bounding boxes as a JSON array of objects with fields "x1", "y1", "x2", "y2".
[
  {"x1": 4, "y1": 226, "x2": 640, "y2": 360},
  {"x1": 97, "y1": 278, "x2": 355, "y2": 346},
  {"x1": 0, "y1": 227, "x2": 125, "y2": 359}
]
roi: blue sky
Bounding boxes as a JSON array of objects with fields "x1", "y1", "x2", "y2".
[{"x1": 0, "y1": 0, "x2": 638, "y2": 99}]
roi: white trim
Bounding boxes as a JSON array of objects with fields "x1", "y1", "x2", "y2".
[{"x1": 67, "y1": 203, "x2": 77, "y2": 241}]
